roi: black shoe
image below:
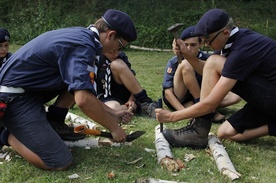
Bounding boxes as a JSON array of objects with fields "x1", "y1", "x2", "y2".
[
  {"x1": 162, "y1": 118, "x2": 212, "y2": 149},
  {"x1": 49, "y1": 121, "x2": 86, "y2": 141}
]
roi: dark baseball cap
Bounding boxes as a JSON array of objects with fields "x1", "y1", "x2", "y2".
[
  {"x1": 0, "y1": 28, "x2": 10, "y2": 43},
  {"x1": 179, "y1": 26, "x2": 196, "y2": 40},
  {"x1": 194, "y1": 9, "x2": 229, "y2": 36},
  {"x1": 102, "y1": 9, "x2": 137, "y2": 42}
]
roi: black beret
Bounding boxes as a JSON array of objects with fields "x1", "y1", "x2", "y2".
[
  {"x1": 179, "y1": 26, "x2": 196, "y2": 40},
  {"x1": 194, "y1": 9, "x2": 229, "y2": 36},
  {"x1": 0, "y1": 28, "x2": 10, "y2": 43},
  {"x1": 102, "y1": 9, "x2": 137, "y2": 42}
]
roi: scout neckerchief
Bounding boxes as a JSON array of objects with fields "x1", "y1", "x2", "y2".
[
  {"x1": 96, "y1": 56, "x2": 112, "y2": 99},
  {"x1": 86, "y1": 24, "x2": 102, "y2": 93},
  {"x1": 220, "y1": 27, "x2": 239, "y2": 57}
]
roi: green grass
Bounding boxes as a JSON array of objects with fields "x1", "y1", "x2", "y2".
[{"x1": 1, "y1": 47, "x2": 276, "y2": 183}]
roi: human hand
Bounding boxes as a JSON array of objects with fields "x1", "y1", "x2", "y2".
[
  {"x1": 110, "y1": 126, "x2": 127, "y2": 143},
  {"x1": 172, "y1": 39, "x2": 180, "y2": 55},
  {"x1": 155, "y1": 108, "x2": 174, "y2": 123},
  {"x1": 125, "y1": 101, "x2": 137, "y2": 112},
  {"x1": 116, "y1": 109, "x2": 134, "y2": 124},
  {"x1": 176, "y1": 39, "x2": 194, "y2": 58}
]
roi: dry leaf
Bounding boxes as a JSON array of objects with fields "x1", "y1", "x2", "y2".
[
  {"x1": 184, "y1": 154, "x2": 195, "y2": 162},
  {"x1": 107, "y1": 171, "x2": 115, "y2": 179}
]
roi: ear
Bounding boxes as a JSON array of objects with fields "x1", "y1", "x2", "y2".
[
  {"x1": 107, "y1": 30, "x2": 117, "y2": 40},
  {"x1": 222, "y1": 29, "x2": 230, "y2": 36},
  {"x1": 199, "y1": 40, "x2": 204, "y2": 47}
]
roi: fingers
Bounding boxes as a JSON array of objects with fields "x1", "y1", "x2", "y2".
[
  {"x1": 128, "y1": 106, "x2": 133, "y2": 112},
  {"x1": 114, "y1": 136, "x2": 126, "y2": 143},
  {"x1": 155, "y1": 108, "x2": 172, "y2": 123},
  {"x1": 110, "y1": 128, "x2": 127, "y2": 143},
  {"x1": 121, "y1": 114, "x2": 131, "y2": 124},
  {"x1": 112, "y1": 137, "x2": 126, "y2": 143},
  {"x1": 172, "y1": 39, "x2": 179, "y2": 55},
  {"x1": 155, "y1": 108, "x2": 161, "y2": 122},
  {"x1": 120, "y1": 109, "x2": 133, "y2": 124},
  {"x1": 176, "y1": 39, "x2": 184, "y2": 48}
]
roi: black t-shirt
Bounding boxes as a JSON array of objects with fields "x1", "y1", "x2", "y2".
[{"x1": 222, "y1": 28, "x2": 276, "y2": 84}]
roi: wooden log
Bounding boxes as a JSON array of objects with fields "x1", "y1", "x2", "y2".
[
  {"x1": 64, "y1": 137, "x2": 132, "y2": 147},
  {"x1": 65, "y1": 111, "x2": 99, "y2": 130},
  {"x1": 155, "y1": 125, "x2": 184, "y2": 172},
  {"x1": 45, "y1": 106, "x2": 99, "y2": 129},
  {"x1": 208, "y1": 133, "x2": 241, "y2": 181},
  {"x1": 64, "y1": 111, "x2": 131, "y2": 147},
  {"x1": 155, "y1": 125, "x2": 174, "y2": 163}
]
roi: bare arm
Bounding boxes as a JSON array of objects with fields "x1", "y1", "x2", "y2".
[
  {"x1": 174, "y1": 39, "x2": 205, "y2": 75},
  {"x1": 156, "y1": 77, "x2": 237, "y2": 122},
  {"x1": 74, "y1": 90, "x2": 132, "y2": 142},
  {"x1": 164, "y1": 88, "x2": 185, "y2": 110},
  {"x1": 219, "y1": 91, "x2": 242, "y2": 108}
]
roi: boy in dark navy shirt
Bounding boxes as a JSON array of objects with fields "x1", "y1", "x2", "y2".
[
  {"x1": 97, "y1": 51, "x2": 157, "y2": 118},
  {"x1": 162, "y1": 26, "x2": 240, "y2": 123},
  {"x1": 156, "y1": 9, "x2": 276, "y2": 149},
  {"x1": 0, "y1": 9, "x2": 137, "y2": 170}
]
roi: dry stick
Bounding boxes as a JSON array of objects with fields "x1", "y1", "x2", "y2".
[{"x1": 208, "y1": 133, "x2": 241, "y2": 181}]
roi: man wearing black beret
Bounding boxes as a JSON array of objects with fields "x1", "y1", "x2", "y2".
[
  {"x1": 0, "y1": 28, "x2": 12, "y2": 67},
  {"x1": 162, "y1": 25, "x2": 241, "y2": 127},
  {"x1": 156, "y1": 8, "x2": 276, "y2": 149},
  {"x1": 0, "y1": 9, "x2": 137, "y2": 170}
]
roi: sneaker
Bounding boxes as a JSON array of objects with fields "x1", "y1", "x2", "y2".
[
  {"x1": 49, "y1": 121, "x2": 86, "y2": 141},
  {"x1": 162, "y1": 118, "x2": 212, "y2": 149},
  {"x1": 140, "y1": 101, "x2": 158, "y2": 118}
]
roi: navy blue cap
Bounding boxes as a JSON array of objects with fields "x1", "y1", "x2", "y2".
[
  {"x1": 179, "y1": 26, "x2": 196, "y2": 40},
  {"x1": 102, "y1": 9, "x2": 137, "y2": 42},
  {"x1": 194, "y1": 9, "x2": 229, "y2": 36},
  {"x1": 0, "y1": 28, "x2": 10, "y2": 43}
]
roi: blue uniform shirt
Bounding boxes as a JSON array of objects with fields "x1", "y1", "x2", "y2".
[
  {"x1": 162, "y1": 51, "x2": 209, "y2": 89},
  {"x1": 0, "y1": 27, "x2": 102, "y2": 95},
  {"x1": 222, "y1": 28, "x2": 276, "y2": 84}
]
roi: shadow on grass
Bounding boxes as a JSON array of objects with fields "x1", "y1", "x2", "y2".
[{"x1": 237, "y1": 136, "x2": 276, "y2": 150}]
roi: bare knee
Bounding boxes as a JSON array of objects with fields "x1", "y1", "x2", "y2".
[
  {"x1": 105, "y1": 100, "x2": 127, "y2": 111},
  {"x1": 179, "y1": 60, "x2": 194, "y2": 74},
  {"x1": 217, "y1": 121, "x2": 236, "y2": 140},
  {"x1": 204, "y1": 55, "x2": 226, "y2": 74},
  {"x1": 217, "y1": 129, "x2": 227, "y2": 139},
  {"x1": 110, "y1": 59, "x2": 128, "y2": 73}
]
